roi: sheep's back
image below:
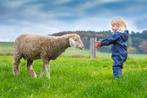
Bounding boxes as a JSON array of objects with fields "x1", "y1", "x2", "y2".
[{"x1": 14, "y1": 34, "x2": 52, "y2": 59}]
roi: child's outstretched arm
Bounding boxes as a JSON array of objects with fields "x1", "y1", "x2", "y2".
[{"x1": 100, "y1": 33, "x2": 120, "y2": 46}]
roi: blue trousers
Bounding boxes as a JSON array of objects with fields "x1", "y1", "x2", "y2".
[{"x1": 112, "y1": 55, "x2": 127, "y2": 79}]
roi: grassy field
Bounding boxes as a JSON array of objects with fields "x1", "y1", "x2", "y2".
[
  {"x1": 0, "y1": 53, "x2": 147, "y2": 98},
  {"x1": 0, "y1": 42, "x2": 14, "y2": 55}
]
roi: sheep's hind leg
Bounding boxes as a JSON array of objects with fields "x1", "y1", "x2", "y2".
[
  {"x1": 13, "y1": 54, "x2": 22, "y2": 76},
  {"x1": 27, "y1": 60, "x2": 37, "y2": 78},
  {"x1": 40, "y1": 60, "x2": 50, "y2": 79}
]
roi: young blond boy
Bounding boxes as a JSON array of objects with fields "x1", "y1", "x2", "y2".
[{"x1": 95, "y1": 17, "x2": 129, "y2": 79}]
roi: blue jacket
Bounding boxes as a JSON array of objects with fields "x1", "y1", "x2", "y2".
[{"x1": 101, "y1": 30, "x2": 129, "y2": 65}]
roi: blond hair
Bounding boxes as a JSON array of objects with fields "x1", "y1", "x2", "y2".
[{"x1": 111, "y1": 17, "x2": 127, "y2": 31}]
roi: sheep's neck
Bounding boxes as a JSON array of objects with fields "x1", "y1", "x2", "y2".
[
  {"x1": 56, "y1": 37, "x2": 69, "y2": 49},
  {"x1": 49, "y1": 37, "x2": 69, "y2": 60}
]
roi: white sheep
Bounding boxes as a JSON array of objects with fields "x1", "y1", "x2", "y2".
[{"x1": 13, "y1": 33, "x2": 84, "y2": 79}]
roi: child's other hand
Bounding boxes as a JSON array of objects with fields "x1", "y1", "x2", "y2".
[{"x1": 95, "y1": 41, "x2": 101, "y2": 48}]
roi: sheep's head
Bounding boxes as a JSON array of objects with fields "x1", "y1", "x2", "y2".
[{"x1": 69, "y1": 34, "x2": 84, "y2": 49}]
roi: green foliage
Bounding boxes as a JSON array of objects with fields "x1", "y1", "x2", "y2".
[
  {"x1": 0, "y1": 42, "x2": 14, "y2": 55},
  {"x1": 0, "y1": 54, "x2": 147, "y2": 98}
]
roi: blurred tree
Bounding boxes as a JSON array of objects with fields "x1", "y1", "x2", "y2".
[
  {"x1": 128, "y1": 35, "x2": 133, "y2": 47},
  {"x1": 139, "y1": 40, "x2": 147, "y2": 53},
  {"x1": 128, "y1": 46, "x2": 136, "y2": 53},
  {"x1": 141, "y1": 30, "x2": 147, "y2": 40}
]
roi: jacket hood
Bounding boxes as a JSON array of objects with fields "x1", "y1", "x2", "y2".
[{"x1": 119, "y1": 30, "x2": 129, "y2": 41}]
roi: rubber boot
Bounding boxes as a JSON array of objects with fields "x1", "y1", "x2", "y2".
[{"x1": 113, "y1": 66, "x2": 122, "y2": 79}]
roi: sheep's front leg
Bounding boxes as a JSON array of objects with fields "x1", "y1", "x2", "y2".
[
  {"x1": 43, "y1": 63, "x2": 50, "y2": 79},
  {"x1": 27, "y1": 60, "x2": 37, "y2": 78},
  {"x1": 40, "y1": 59, "x2": 50, "y2": 79},
  {"x1": 13, "y1": 54, "x2": 22, "y2": 76}
]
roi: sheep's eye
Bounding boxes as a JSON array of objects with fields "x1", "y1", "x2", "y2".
[{"x1": 74, "y1": 39, "x2": 78, "y2": 41}]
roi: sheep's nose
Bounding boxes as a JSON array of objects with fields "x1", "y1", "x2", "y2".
[
  {"x1": 80, "y1": 45, "x2": 84, "y2": 50},
  {"x1": 80, "y1": 47, "x2": 84, "y2": 50}
]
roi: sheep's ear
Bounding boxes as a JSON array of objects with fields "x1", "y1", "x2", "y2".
[{"x1": 69, "y1": 38, "x2": 76, "y2": 47}]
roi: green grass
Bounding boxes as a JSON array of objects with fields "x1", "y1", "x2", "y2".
[{"x1": 0, "y1": 54, "x2": 147, "y2": 98}]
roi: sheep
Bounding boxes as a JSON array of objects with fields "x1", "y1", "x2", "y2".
[{"x1": 13, "y1": 33, "x2": 84, "y2": 79}]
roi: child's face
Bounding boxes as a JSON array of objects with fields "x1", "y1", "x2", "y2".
[{"x1": 111, "y1": 24, "x2": 120, "y2": 32}]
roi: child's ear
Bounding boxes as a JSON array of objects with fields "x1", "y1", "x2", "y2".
[
  {"x1": 69, "y1": 38, "x2": 76, "y2": 47},
  {"x1": 119, "y1": 26, "x2": 126, "y2": 32}
]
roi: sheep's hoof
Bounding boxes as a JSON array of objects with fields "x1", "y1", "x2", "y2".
[
  {"x1": 13, "y1": 70, "x2": 19, "y2": 76},
  {"x1": 39, "y1": 72, "x2": 44, "y2": 78},
  {"x1": 45, "y1": 72, "x2": 50, "y2": 79},
  {"x1": 31, "y1": 72, "x2": 37, "y2": 78},
  {"x1": 46, "y1": 75, "x2": 50, "y2": 79},
  {"x1": 32, "y1": 73, "x2": 37, "y2": 78},
  {"x1": 39, "y1": 72, "x2": 50, "y2": 79}
]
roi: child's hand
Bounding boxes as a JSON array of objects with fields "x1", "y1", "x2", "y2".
[{"x1": 95, "y1": 41, "x2": 101, "y2": 48}]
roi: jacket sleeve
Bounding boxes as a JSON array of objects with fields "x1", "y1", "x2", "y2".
[{"x1": 101, "y1": 33, "x2": 120, "y2": 46}]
